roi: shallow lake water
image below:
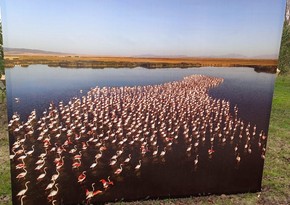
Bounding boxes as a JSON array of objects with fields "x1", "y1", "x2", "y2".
[
  {"x1": 6, "y1": 66, "x2": 275, "y2": 205},
  {"x1": 6, "y1": 65, "x2": 274, "y2": 131}
]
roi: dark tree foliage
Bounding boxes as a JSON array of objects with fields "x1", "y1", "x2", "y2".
[{"x1": 278, "y1": 22, "x2": 290, "y2": 74}]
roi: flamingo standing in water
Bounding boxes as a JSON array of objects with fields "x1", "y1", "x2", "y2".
[
  {"x1": 234, "y1": 144, "x2": 238, "y2": 153},
  {"x1": 56, "y1": 157, "x2": 65, "y2": 170},
  {"x1": 95, "y1": 150, "x2": 103, "y2": 160},
  {"x1": 72, "y1": 158, "x2": 81, "y2": 169},
  {"x1": 194, "y1": 155, "x2": 199, "y2": 165},
  {"x1": 16, "y1": 167, "x2": 28, "y2": 180},
  {"x1": 90, "y1": 158, "x2": 98, "y2": 169},
  {"x1": 9, "y1": 148, "x2": 17, "y2": 160},
  {"x1": 45, "y1": 179, "x2": 56, "y2": 190},
  {"x1": 86, "y1": 183, "x2": 96, "y2": 200},
  {"x1": 135, "y1": 160, "x2": 142, "y2": 170},
  {"x1": 17, "y1": 181, "x2": 30, "y2": 197},
  {"x1": 48, "y1": 183, "x2": 59, "y2": 201},
  {"x1": 26, "y1": 145, "x2": 35, "y2": 156},
  {"x1": 51, "y1": 169, "x2": 60, "y2": 181},
  {"x1": 116, "y1": 147, "x2": 124, "y2": 157},
  {"x1": 236, "y1": 153, "x2": 241, "y2": 164},
  {"x1": 78, "y1": 171, "x2": 86, "y2": 183},
  {"x1": 261, "y1": 149, "x2": 266, "y2": 159},
  {"x1": 99, "y1": 176, "x2": 114, "y2": 190},
  {"x1": 247, "y1": 144, "x2": 252, "y2": 154},
  {"x1": 110, "y1": 158, "x2": 117, "y2": 166},
  {"x1": 36, "y1": 156, "x2": 46, "y2": 165},
  {"x1": 186, "y1": 144, "x2": 192, "y2": 153},
  {"x1": 74, "y1": 151, "x2": 82, "y2": 160},
  {"x1": 69, "y1": 145, "x2": 78, "y2": 154},
  {"x1": 160, "y1": 147, "x2": 167, "y2": 157},
  {"x1": 17, "y1": 151, "x2": 27, "y2": 161},
  {"x1": 124, "y1": 154, "x2": 131, "y2": 163},
  {"x1": 16, "y1": 159, "x2": 26, "y2": 170},
  {"x1": 114, "y1": 164, "x2": 123, "y2": 175},
  {"x1": 35, "y1": 160, "x2": 46, "y2": 171},
  {"x1": 86, "y1": 185, "x2": 102, "y2": 204},
  {"x1": 37, "y1": 167, "x2": 48, "y2": 181},
  {"x1": 208, "y1": 146, "x2": 215, "y2": 158},
  {"x1": 152, "y1": 146, "x2": 159, "y2": 156}
]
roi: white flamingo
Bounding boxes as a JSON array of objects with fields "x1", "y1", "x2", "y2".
[
  {"x1": 37, "y1": 167, "x2": 48, "y2": 181},
  {"x1": 17, "y1": 181, "x2": 30, "y2": 197},
  {"x1": 48, "y1": 184, "x2": 59, "y2": 200}
]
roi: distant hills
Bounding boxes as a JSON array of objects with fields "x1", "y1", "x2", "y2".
[
  {"x1": 4, "y1": 47, "x2": 277, "y2": 59},
  {"x1": 205, "y1": 54, "x2": 277, "y2": 59},
  {"x1": 132, "y1": 54, "x2": 190, "y2": 58},
  {"x1": 133, "y1": 53, "x2": 277, "y2": 59},
  {"x1": 3, "y1": 47, "x2": 69, "y2": 56}
]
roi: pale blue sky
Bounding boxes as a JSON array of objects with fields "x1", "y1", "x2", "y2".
[{"x1": 0, "y1": 0, "x2": 286, "y2": 58}]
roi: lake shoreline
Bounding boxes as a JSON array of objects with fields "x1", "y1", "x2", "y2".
[{"x1": 4, "y1": 55, "x2": 278, "y2": 73}]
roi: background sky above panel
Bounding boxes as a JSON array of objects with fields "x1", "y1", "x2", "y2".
[{"x1": 0, "y1": 0, "x2": 286, "y2": 58}]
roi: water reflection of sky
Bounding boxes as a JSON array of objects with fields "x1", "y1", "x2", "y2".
[{"x1": 5, "y1": 65, "x2": 275, "y2": 132}]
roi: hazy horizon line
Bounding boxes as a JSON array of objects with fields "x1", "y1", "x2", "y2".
[{"x1": 3, "y1": 47, "x2": 279, "y2": 60}]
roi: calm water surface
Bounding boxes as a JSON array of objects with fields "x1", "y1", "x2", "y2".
[
  {"x1": 6, "y1": 65, "x2": 275, "y2": 204},
  {"x1": 6, "y1": 65, "x2": 275, "y2": 131}
]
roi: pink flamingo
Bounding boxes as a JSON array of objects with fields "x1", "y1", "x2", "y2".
[
  {"x1": 72, "y1": 158, "x2": 81, "y2": 169},
  {"x1": 114, "y1": 164, "x2": 123, "y2": 175},
  {"x1": 56, "y1": 157, "x2": 65, "y2": 170},
  {"x1": 93, "y1": 190, "x2": 103, "y2": 197},
  {"x1": 86, "y1": 183, "x2": 96, "y2": 200},
  {"x1": 78, "y1": 171, "x2": 86, "y2": 183},
  {"x1": 208, "y1": 146, "x2": 215, "y2": 155},
  {"x1": 99, "y1": 176, "x2": 114, "y2": 190},
  {"x1": 74, "y1": 151, "x2": 82, "y2": 160},
  {"x1": 16, "y1": 159, "x2": 26, "y2": 170},
  {"x1": 86, "y1": 185, "x2": 102, "y2": 203},
  {"x1": 16, "y1": 167, "x2": 28, "y2": 180}
]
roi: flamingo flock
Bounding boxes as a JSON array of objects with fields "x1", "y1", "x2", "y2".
[{"x1": 8, "y1": 74, "x2": 268, "y2": 204}]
